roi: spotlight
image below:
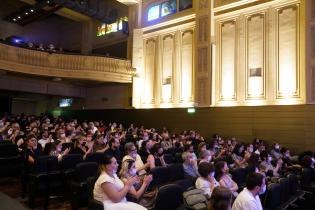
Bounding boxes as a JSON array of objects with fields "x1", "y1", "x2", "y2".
[
  {"x1": 13, "y1": 18, "x2": 16, "y2": 21},
  {"x1": 17, "y1": 16, "x2": 21, "y2": 19},
  {"x1": 25, "y1": 12, "x2": 28, "y2": 15},
  {"x1": 30, "y1": 9, "x2": 34, "y2": 12}
]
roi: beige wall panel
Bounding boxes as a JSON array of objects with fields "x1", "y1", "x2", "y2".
[
  {"x1": 220, "y1": 20, "x2": 236, "y2": 100},
  {"x1": 312, "y1": 0, "x2": 315, "y2": 19},
  {"x1": 246, "y1": 14, "x2": 265, "y2": 99},
  {"x1": 180, "y1": 30, "x2": 194, "y2": 102},
  {"x1": 277, "y1": 5, "x2": 299, "y2": 98},
  {"x1": 161, "y1": 35, "x2": 174, "y2": 103},
  {"x1": 144, "y1": 39, "x2": 156, "y2": 104},
  {"x1": 312, "y1": 27, "x2": 315, "y2": 59}
]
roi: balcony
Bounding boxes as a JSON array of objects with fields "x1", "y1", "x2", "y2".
[{"x1": 0, "y1": 43, "x2": 135, "y2": 83}]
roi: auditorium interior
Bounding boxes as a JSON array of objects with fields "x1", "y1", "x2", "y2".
[{"x1": 0, "y1": 0, "x2": 315, "y2": 210}]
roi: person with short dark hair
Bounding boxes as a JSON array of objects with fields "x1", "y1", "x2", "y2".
[
  {"x1": 196, "y1": 162, "x2": 219, "y2": 197},
  {"x1": 208, "y1": 186, "x2": 232, "y2": 210},
  {"x1": 232, "y1": 173, "x2": 265, "y2": 210},
  {"x1": 104, "y1": 138, "x2": 122, "y2": 161}
]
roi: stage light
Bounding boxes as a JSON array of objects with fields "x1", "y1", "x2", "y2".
[
  {"x1": 13, "y1": 18, "x2": 16, "y2": 21},
  {"x1": 17, "y1": 16, "x2": 21, "y2": 19},
  {"x1": 30, "y1": 9, "x2": 34, "y2": 12},
  {"x1": 25, "y1": 12, "x2": 28, "y2": 15}
]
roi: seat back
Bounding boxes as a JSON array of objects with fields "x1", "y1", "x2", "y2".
[
  {"x1": 301, "y1": 168, "x2": 312, "y2": 187},
  {"x1": 75, "y1": 162, "x2": 99, "y2": 182},
  {"x1": 167, "y1": 163, "x2": 184, "y2": 181},
  {"x1": 287, "y1": 173, "x2": 299, "y2": 195},
  {"x1": 164, "y1": 153, "x2": 175, "y2": 164},
  {"x1": 231, "y1": 167, "x2": 247, "y2": 188},
  {"x1": 0, "y1": 143, "x2": 18, "y2": 158},
  {"x1": 61, "y1": 154, "x2": 83, "y2": 171},
  {"x1": 155, "y1": 184, "x2": 183, "y2": 210},
  {"x1": 150, "y1": 166, "x2": 169, "y2": 187},
  {"x1": 32, "y1": 155, "x2": 50, "y2": 174},
  {"x1": 175, "y1": 153, "x2": 183, "y2": 163},
  {"x1": 279, "y1": 177, "x2": 290, "y2": 203},
  {"x1": 85, "y1": 153, "x2": 105, "y2": 164},
  {"x1": 264, "y1": 183, "x2": 281, "y2": 209}
]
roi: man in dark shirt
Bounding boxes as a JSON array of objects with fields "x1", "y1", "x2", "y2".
[{"x1": 104, "y1": 138, "x2": 122, "y2": 161}]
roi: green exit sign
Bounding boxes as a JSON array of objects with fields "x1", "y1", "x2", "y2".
[{"x1": 187, "y1": 108, "x2": 196, "y2": 114}]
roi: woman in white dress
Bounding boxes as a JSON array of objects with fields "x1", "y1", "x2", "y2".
[{"x1": 93, "y1": 155, "x2": 147, "y2": 210}]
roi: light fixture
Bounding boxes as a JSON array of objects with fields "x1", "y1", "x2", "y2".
[
  {"x1": 25, "y1": 12, "x2": 28, "y2": 15},
  {"x1": 13, "y1": 18, "x2": 16, "y2": 21},
  {"x1": 30, "y1": 9, "x2": 34, "y2": 12},
  {"x1": 17, "y1": 16, "x2": 21, "y2": 19}
]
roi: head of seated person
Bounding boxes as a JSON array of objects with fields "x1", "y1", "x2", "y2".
[
  {"x1": 208, "y1": 186, "x2": 232, "y2": 210},
  {"x1": 182, "y1": 151, "x2": 198, "y2": 178},
  {"x1": 199, "y1": 149, "x2": 213, "y2": 163}
]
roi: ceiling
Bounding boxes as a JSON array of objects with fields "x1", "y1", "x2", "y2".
[{"x1": 1, "y1": 0, "x2": 127, "y2": 26}]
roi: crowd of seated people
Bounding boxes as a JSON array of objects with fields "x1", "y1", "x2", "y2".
[{"x1": 0, "y1": 113, "x2": 315, "y2": 210}]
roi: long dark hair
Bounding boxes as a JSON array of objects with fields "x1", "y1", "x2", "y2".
[{"x1": 215, "y1": 161, "x2": 226, "y2": 181}]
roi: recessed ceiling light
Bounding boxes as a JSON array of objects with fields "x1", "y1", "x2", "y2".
[
  {"x1": 30, "y1": 9, "x2": 34, "y2": 12},
  {"x1": 17, "y1": 16, "x2": 21, "y2": 19},
  {"x1": 25, "y1": 12, "x2": 28, "y2": 15},
  {"x1": 13, "y1": 18, "x2": 16, "y2": 21}
]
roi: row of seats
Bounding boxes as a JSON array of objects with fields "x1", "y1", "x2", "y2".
[{"x1": 0, "y1": 142, "x2": 21, "y2": 177}]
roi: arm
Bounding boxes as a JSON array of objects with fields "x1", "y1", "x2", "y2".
[
  {"x1": 101, "y1": 182, "x2": 132, "y2": 203},
  {"x1": 159, "y1": 156, "x2": 167, "y2": 167},
  {"x1": 127, "y1": 175, "x2": 152, "y2": 200},
  {"x1": 147, "y1": 154, "x2": 155, "y2": 169},
  {"x1": 230, "y1": 177, "x2": 239, "y2": 192}
]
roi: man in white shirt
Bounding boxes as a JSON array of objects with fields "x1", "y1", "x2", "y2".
[{"x1": 232, "y1": 173, "x2": 266, "y2": 210}]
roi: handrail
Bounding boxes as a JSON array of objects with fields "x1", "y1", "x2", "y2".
[{"x1": 0, "y1": 43, "x2": 135, "y2": 83}]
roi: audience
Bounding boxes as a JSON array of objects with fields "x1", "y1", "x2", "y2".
[
  {"x1": 196, "y1": 162, "x2": 219, "y2": 197},
  {"x1": 215, "y1": 161, "x2": 239, "y2": 197},
  {"x1": 93, "y1": 155, "x2": 147, "y2": 210},
  {"x1": 122, "y1": 142, "x2": 148, "y2": 175},
  {"x1": 147, "y1": 143, "x2": 166, "y2": 169},
  {"x1": 232, "y1": 173, "x2": 265, "y2": 210},
  {"x1": 0, "y1": 113, "x2": 314, "y2": 210}
]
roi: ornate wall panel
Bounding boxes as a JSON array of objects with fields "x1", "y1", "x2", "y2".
[
  {"x1": 198, "y1": 17, "x2": 209, "y2": 43},
  {"x1": 219, "y1": 20, "x2": 237, "y2": 100},
  {"x1": 181, "y1": 30, "x2": 194, "y2": 102},
  {"x1": 198, "y1": 47, "x2": 208, "y2": 73},
  {"x1": 245, "y1": 13, "x2": 265, "y2": 99},
  {"x1": 144, "y1": 38, "x2": 156, "y2": 104},
  {"x1": 197, "y1": 78, "x2": 207, "y2": 104},
  {"x1": 161, "y1": 34, "x2": 174, "y2": 103},
  {"x1": 276, "y1": 5, "x2": 299, "y2": 98}
]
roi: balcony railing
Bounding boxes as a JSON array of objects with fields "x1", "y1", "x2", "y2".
[{"x1": 0, "y1": 43, "x2": 135, "y2": 83}]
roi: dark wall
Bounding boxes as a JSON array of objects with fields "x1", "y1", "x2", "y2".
[{"x1": 60, "y1": 105, "x2": 315, "y2": 153}]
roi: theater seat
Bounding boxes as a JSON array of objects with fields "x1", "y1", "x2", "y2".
[
  {"x1": 155, "y1": 184, "x2": 184, "y2": 210},
  {"x1": 70, "y1": 162, "x2": 98, "y2": 210},
  {"x1": 86, "y1": 176, "x2": 103, "y2": 210},
  {"x1": 149, "y1": 166, "x2": 169, "y2": 188},
  {"x1": 264, "y1": 183, "x2": 281, "y2": 210},
  {"x1": 85, "y1": 152, "x2": 105, "y2": 164},
  {"x1": 0, "y1": 143, "x2": 21, "y2": 177}
]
